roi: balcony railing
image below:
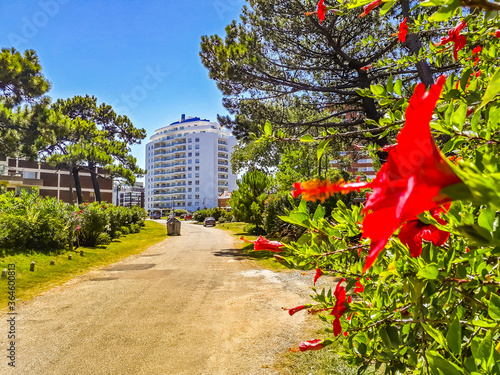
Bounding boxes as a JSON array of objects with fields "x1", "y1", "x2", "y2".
[
  {"x1": 218, "y1": 154, "x2": 228, "y2": 159},
  {"x1": 218, "y1": 168, "x2": 228, "y2": 172},
  {"x1": 218, "y1": 140, "x2": 228, "y2": 145}
]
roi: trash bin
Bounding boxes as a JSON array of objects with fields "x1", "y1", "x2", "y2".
[{"x1": 166, "y1": 217, "x2": 181, "y2": 235}]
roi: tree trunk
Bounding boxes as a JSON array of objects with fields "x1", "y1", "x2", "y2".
[
  {"x1": 401, "y1": 0, "x2": 434, "y2": 87},
  {"x1": 88, "y1": 161, "x2": 102, "y2": 202},
  {"x1": 72, "y1": 165, "x2": 84, "y2": 204}
]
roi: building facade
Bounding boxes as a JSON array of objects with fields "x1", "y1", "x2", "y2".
[
  {"x1": 0, "y1": 156, "x2": 114, "y2": 203},
  {"x1": 145, "y1": 115, "x2": 237, "y2": 214},
  {"x1": 115, "y1": 182, "x2": 145, "y2": 208}
]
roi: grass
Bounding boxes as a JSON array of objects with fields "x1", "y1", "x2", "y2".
[
  {"x1": 0, "y1": 221, "x2": 168, "y2": 309},
  {"x1": 216, "y1": 222, "x2": 290, "y2": 271}
]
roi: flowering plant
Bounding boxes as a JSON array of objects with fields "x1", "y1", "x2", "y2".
[{"x1": 256, "y1": 0, "x2": 500, "y2": 372}]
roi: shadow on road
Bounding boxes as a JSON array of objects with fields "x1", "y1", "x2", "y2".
[{"x1": 213, "y1": 245, "x2": 277, "y2": 261}]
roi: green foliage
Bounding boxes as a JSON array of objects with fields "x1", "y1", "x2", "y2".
[
  {"x1": 174, "y1": 209, "x2": 188, "y2": 216},
  {"x1": 0, "y1": 189, "x2": 78, "y2": 252},
  {"x1": 230, "y1": 170, "x2": 272, "y2": 227},
  {"x1": 206, "y1": 1, "x2": 500, "y2": 373},
  {"x1": 96, "y1": 232, "x2": 111, "y2": 246},
  {"x1": 78, "y1": 202, "x2": 110, "y2": 247},
  {"x1": 120, "y1": 226, "x2": 131, "y2": 236}
]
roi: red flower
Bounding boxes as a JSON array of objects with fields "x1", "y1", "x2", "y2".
[
  {"x1": 298, "y1": 339, "x2": 325, "y2": 351},
  {"x1": 472, "y1": 45, "x2": 481, "y2": 66},
  {"x1": 360, "y1": 65, "x2": 373, "y2": 71},
  {"x1": 492, "y1": 30, "x2": 500, "y2": 38},
  {"x1": 359, "y1": 0, "x2": 382, "y2": 17},
  {"x1": 305, "y1": 0, "x2": 327, "y2": 24},
  {"x1": 399, "y1": 18, "x2": 408, "y2": 43},
  {"x1": 314, "y1": 268, "x2": 323, "y2": 285},
  {"x1": 398, "y1": 204, "x2": 451, "y2": 257},
  {"x1": 242, "y1": 235, "x2": 285, "y2": 252},
  {"x1": 354, "y1": 278, "x2": 365, "y2": 294},
  {"x1": 434, "y1": 20, "x2": 467, "y2": 61},
  {"x1": 331, "y1": 279, "x2": 349, "y2": 336},
  {"x1": 287, "y1": 304, "x2": 312, "y2": 316},
  {"x1": 292, "y1": 76, "x2": 462, "y2": 272}
]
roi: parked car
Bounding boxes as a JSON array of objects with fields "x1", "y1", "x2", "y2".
[
  {"x1": 203, "y1": 217, "x2": 216, "y2": 227},
  {"x1": 184, "y1": 214, "x2": 192, "y2": 220}
]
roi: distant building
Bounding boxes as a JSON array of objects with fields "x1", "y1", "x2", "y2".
[
  {"x1": 218, "y1": 190, "x2": 232, "y2": 209},
  {"x1": 330, "y1": 150, "x2": 377, "y2": 179},
  {"x1": 145, "y1": 115, "x2": 237, "y2": 215},
  {"x1": 0, "y1": 156, "x2": 114, "y2": 203},
  {"x1": 115, "y1": 182, "x2": 145, "y2": 208}
]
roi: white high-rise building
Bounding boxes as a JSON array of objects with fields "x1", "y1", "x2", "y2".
[{"x1": 145, "y1": 115, "x2": 237, "y2": 214}]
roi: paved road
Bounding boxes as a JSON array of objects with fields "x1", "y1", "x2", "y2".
[{"x1": 2, "y1": 222, "x2": 313, "y2": 374}]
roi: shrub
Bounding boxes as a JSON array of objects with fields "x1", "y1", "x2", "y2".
[
  {"x1": 120, "y1": 226, "x2": 131, "y2": 236},
  {"x1": 243, "y1": 223, "x2": 266, "y2": 235},
  {"x1": 193, "y1": 209, "x2": 209, "y2": 222},
  {"x1": 0, "y1": 190, "x2": 78, "y2": 252},
  {"x1": 78, "y1": 202, "x2": 109, "y2": 247},
  {"x1": 114, "y1": 230, "x2": 123, "y2": 239},
  {"x1": 96, "y1": 232, "x2": 111, "y2": 246},
  {"x1": 218, "y1": 216, "x2": 227, "y2": 224},
  {"x1": 130, "y1": 223, "x2": 140, "y2": 233},
  {"x1": 174, "y1": 209, "x2": 188, "y2": 216}
]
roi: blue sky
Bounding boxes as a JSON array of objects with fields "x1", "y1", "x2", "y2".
[{"x1": 0, "y1": 0, "x2": 245, "y2": 175}]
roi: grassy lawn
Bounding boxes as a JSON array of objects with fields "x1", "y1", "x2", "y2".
[
  {"x1": 216, "y1": 222, "x2": 290, "y2": 271},
  {"x1": 0, "y1": 221, "x2": 167, "y2": 309}
]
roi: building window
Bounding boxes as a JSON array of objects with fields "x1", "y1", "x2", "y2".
[
  {"x1": 195, "y1": 152, "x2": 200, "y2": 157},
  {"x1": 188, "y1": 195, "x2": 192, "y2": 199},
  {"x1": 195, "y1": 145, "x2": 200, "y2": 149},
  {"x1": 188, "y1": 181, "x2": 192, "y2": 185},
  {"x1": 195, "y1": 188, "x2": 200, "y2": 192},
  {"x1": 188, "y1": 145, "x2": 192, "y2": 150},
  {"x1": 188, "y1": 160, "x2": 192, "y2": 164},
  {"x1": 195, "y1": 195, "x2": 200, "y2": 199},
  {"x1": 188, "y1": 139, "x2": 192, "y2": 143},
  {"x1": 195, "y1": 159, "x2": 199, "y2": 164},
  {"x1": 195, "y1": 173, "x2": 200, "y2": 178},
  {"x1": 188, "y1": 202, "x2": 192, "y2": 206},
  {"x1": 195, "y1": 166, "x2": 200, "y2": 171},
  {"x1": 188, "y1": 174, "x2": 192, "y2": 178},
  {"x1": 195, "y1": 180, "x2": 200, "y2": 185},
  {"x1": 195, "y1": 138, "x2": 199, "y2": 142},
  {"x1": 188, "y1": 167, "x2": 192, "y2": 171},
  {"x1": 188, "y1": 188, "x2": 192, "y2": 192},
  {"x1": 188, "y1": 152, "x2": 192, "y2": 157}
]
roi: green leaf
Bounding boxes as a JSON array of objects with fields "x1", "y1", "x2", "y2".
[
  {"x1": 394, "y1": 79, "x2": 403, "y2": 96},
  {"x1": 428, "y1": 0, "x2": 460, "y2": 22},
  {"x1": 264, "y1": 120, "x2": 272, "y2": 136},
  {"x1": 417, "y1": 264, "x2": 439, "y2": 280},
  {"x1": 451, "y1": 102, "x2": 468, "y2": 130},
  {"x1": 380, "y1": 0, "x2": 396, "y2": 16},
  {"x1": 422, "y1": 324, "x2": 447, "y2": 348},
  {"x1": 477, "y1": 330, "x2": 494, "y2": 369},
  {"x1": 426, "y1": 351, "x2": 464, "y2": 375},
  {"x1": 459, "y1": 68, "x2": 473, "y2": 92},
  {"x1": 300, "y1": 134, "x2": 314, "y2": 142},
  {"x1": 317, "y1": 139, "x2": 331, "y2": 161},
  {"x1": 370, "y1": 84, "x2": 386, "y2": 96},
  {"x1": 488, "y1": 293, "x2": 500, "y2": 320},
  {"x1": 446, "y1": 316, "x2": 462, "y2": 356},
  {"x1": 386, "y1": 75, "x2": 394, "y2": 94},
  {"x1": 480, "y1": 67, "x2": 500, "y2": 109},
  {"x1": 313, "y1": 205, "x2": 325, "y2": 222},
  {"x1": 478, "y1": 207, "x2": 496, "y2": 232}
]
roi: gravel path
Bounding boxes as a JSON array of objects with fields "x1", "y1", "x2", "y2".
[{"x1": 1, "y1": 222, "x2": 315, "y2": 374}]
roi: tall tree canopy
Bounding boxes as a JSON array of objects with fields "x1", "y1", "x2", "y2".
[
  {"x1": 200, "y1": 0, "x2": 452, "y2": 142},
  {"x1": 0, "y1": 48, "x2": 51, "y2": 156},
  {"x1": 40, "y1": 95, "x2": 146, "y2": 203}
]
